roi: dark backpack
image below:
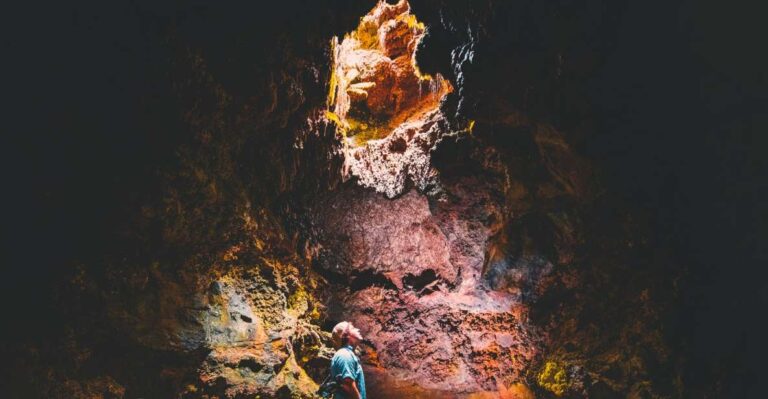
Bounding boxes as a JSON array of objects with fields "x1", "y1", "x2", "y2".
[{"x1": 317, "y1": 374, "x2": 342, "y2": 398}]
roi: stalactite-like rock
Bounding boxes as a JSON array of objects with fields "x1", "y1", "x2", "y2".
[
  {"x1": 6, "y1": 1, "x2": 687, "y2": 398},
  {"x1": 327, "y1": 0, "x2": 455, "y2": 198}
]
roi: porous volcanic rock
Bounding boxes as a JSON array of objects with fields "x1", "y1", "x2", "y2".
[
  {"x1": 307, "y1": 177, "x2": 548, "y2": 394},
  {"x1": 4, "y1": 1, "x2": 689, "y2": 398},
  {"x1": 328, "y1": 0, "x2": 455, "y2": 198}
]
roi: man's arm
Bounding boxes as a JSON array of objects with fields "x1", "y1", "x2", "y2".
[{"x1": 340, "y1": 377, "x2": 361, "y2": 399}]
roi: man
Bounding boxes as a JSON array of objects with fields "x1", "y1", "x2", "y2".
[{"x1": 330, "y1": 321, "x2": 367, "y2": 399}]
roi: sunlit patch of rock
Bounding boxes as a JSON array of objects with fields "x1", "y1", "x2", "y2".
[{"x1": 326, "y1": 0, "x2": 456, "y2": 198}]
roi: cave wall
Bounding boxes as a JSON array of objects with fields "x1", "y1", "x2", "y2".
[{"x1": 3, "y1": 0, "x2": 767, "y2": 398}]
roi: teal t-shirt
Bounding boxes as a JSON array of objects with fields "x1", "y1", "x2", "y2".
[{"x1": 330, "y1": 345, "x2": 366, "y2": 399}]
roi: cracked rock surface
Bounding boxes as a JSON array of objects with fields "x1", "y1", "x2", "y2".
[
  {"x1": 3, "y1": 0, "x2": 701, "y2": 398},
  {"x1": 308, "y1": 178, "x2": 546, "y2": 394}
]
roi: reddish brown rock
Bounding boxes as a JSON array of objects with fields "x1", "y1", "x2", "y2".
[
  {"x1": 309, "y1": 180, "x2": 547, "y2": 394},
  {"x1": 7, "y1": 1, "x2": 686, "y2": 398},
  {"x1": 327, "y1": 0, "x2": 455, "y2": 198}
]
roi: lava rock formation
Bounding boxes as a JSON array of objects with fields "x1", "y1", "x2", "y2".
[{"x1": 5, "y1": 0, "x2": 767, "y2": 398}]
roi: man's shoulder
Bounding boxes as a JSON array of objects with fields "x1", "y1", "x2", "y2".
[{"x1": 331, "y1": 347, "x2": 356, "y2": 362}]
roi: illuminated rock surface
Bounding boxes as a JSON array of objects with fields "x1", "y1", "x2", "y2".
[
  {"x1": 328, "y1": 0, "x2": 455, "y2": 198},
  {"x1": 4, "y1": 1, "x2": 717, "y2": 398},
  {"x1": 309, "y1": 182, "x2": 543, "y2": 393}
]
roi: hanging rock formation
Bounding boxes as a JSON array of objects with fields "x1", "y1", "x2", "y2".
[
  {"x1": 4, "y1": 1, "x2": 690, "y2": 398},
  {"x1": 328, "y1": 0, "x2": 455, "y2": 198}
]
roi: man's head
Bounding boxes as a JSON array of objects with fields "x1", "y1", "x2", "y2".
[{"x1": 331, "y1": 321, "x2": 363, "y2": 348}]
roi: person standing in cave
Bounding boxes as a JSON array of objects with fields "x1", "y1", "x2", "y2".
[{"x1": 329, "y1": 321, "x2": 367, "y2": 399}]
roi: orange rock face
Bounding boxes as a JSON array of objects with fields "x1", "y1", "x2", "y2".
[
  {"x1": 329, "y1": 0, "x2": 451, "y2": 140},
  {"x1": 327, "y1": 0, "x2": 456, "y2": 197}
]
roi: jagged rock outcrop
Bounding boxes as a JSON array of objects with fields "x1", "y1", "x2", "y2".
[
  {"x1": 307, "y1": 181, "x2": 544, "y2": 394},
  {"x1": 328, "y1": 0, "x2": 456, "y2": 198},
  {"x1": 3, "y1": 1, "x2": 688, "y2": 398},
  {"x1": 302, "y1": 115, "x2": 601, "y2": 396}
]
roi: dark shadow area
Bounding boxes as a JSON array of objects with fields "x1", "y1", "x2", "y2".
[
  {"x1": 350, "y1": 269, "x2": 398, "y2": 292},
  {"x1": 2, "y1": 0, "x2": 766, "y2": 397},
  {"x1": 402, "y1": 269, "x2": 439, "y2": 292}
]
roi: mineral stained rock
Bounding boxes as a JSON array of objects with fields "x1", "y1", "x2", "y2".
[
  {"x1": 307, "y1": 174, "x2": 553, "y2": 394},
  {"x1": 6, "y1": 1, "x2": 685, "y2": 398},
  {"x1": 328, "y1": 0, "x2": 455, "y2": 198}
]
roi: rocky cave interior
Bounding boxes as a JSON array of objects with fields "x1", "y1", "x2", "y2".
[{"x1": 3, "y1": 0, "x2": 767, "y2": 398}]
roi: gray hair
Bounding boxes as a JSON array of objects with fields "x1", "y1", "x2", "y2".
[{"x1": 331, "y1": 321, "x2": 362, "y2": 345}]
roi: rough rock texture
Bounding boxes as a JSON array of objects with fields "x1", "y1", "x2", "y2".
[
  {"x1": 307, "y1": 182, "x2": 541, "y2": 394},
  {"x1": 301, "y1": 127, "x2": 582, "y2": 396},
  {"x1": 342, "y1": 108, "x2": 453, "y2": 198},
  {"x1": 2, "y1": 11, "x2": 345, "y2": 396},
  {"x1": 3, "y1": 0, "x2": 709, "y2": 398},
  {"x1": 329, "y1": 0, "x2": 456, "y2": 198}
]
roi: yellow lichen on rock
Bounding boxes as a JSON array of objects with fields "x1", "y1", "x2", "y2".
[
  {"x1": 270, "y1": 355, "x2": 320, "y2": 398},
  {"x1": 537, "y1": 361, "x2": 570, "y2": 396},
  {"x1": 327, "y1": 38, "x2": 339, "y2": 108},
  {"x1": 326, "y1": 0, "x2": 452, "y2": 145}
]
